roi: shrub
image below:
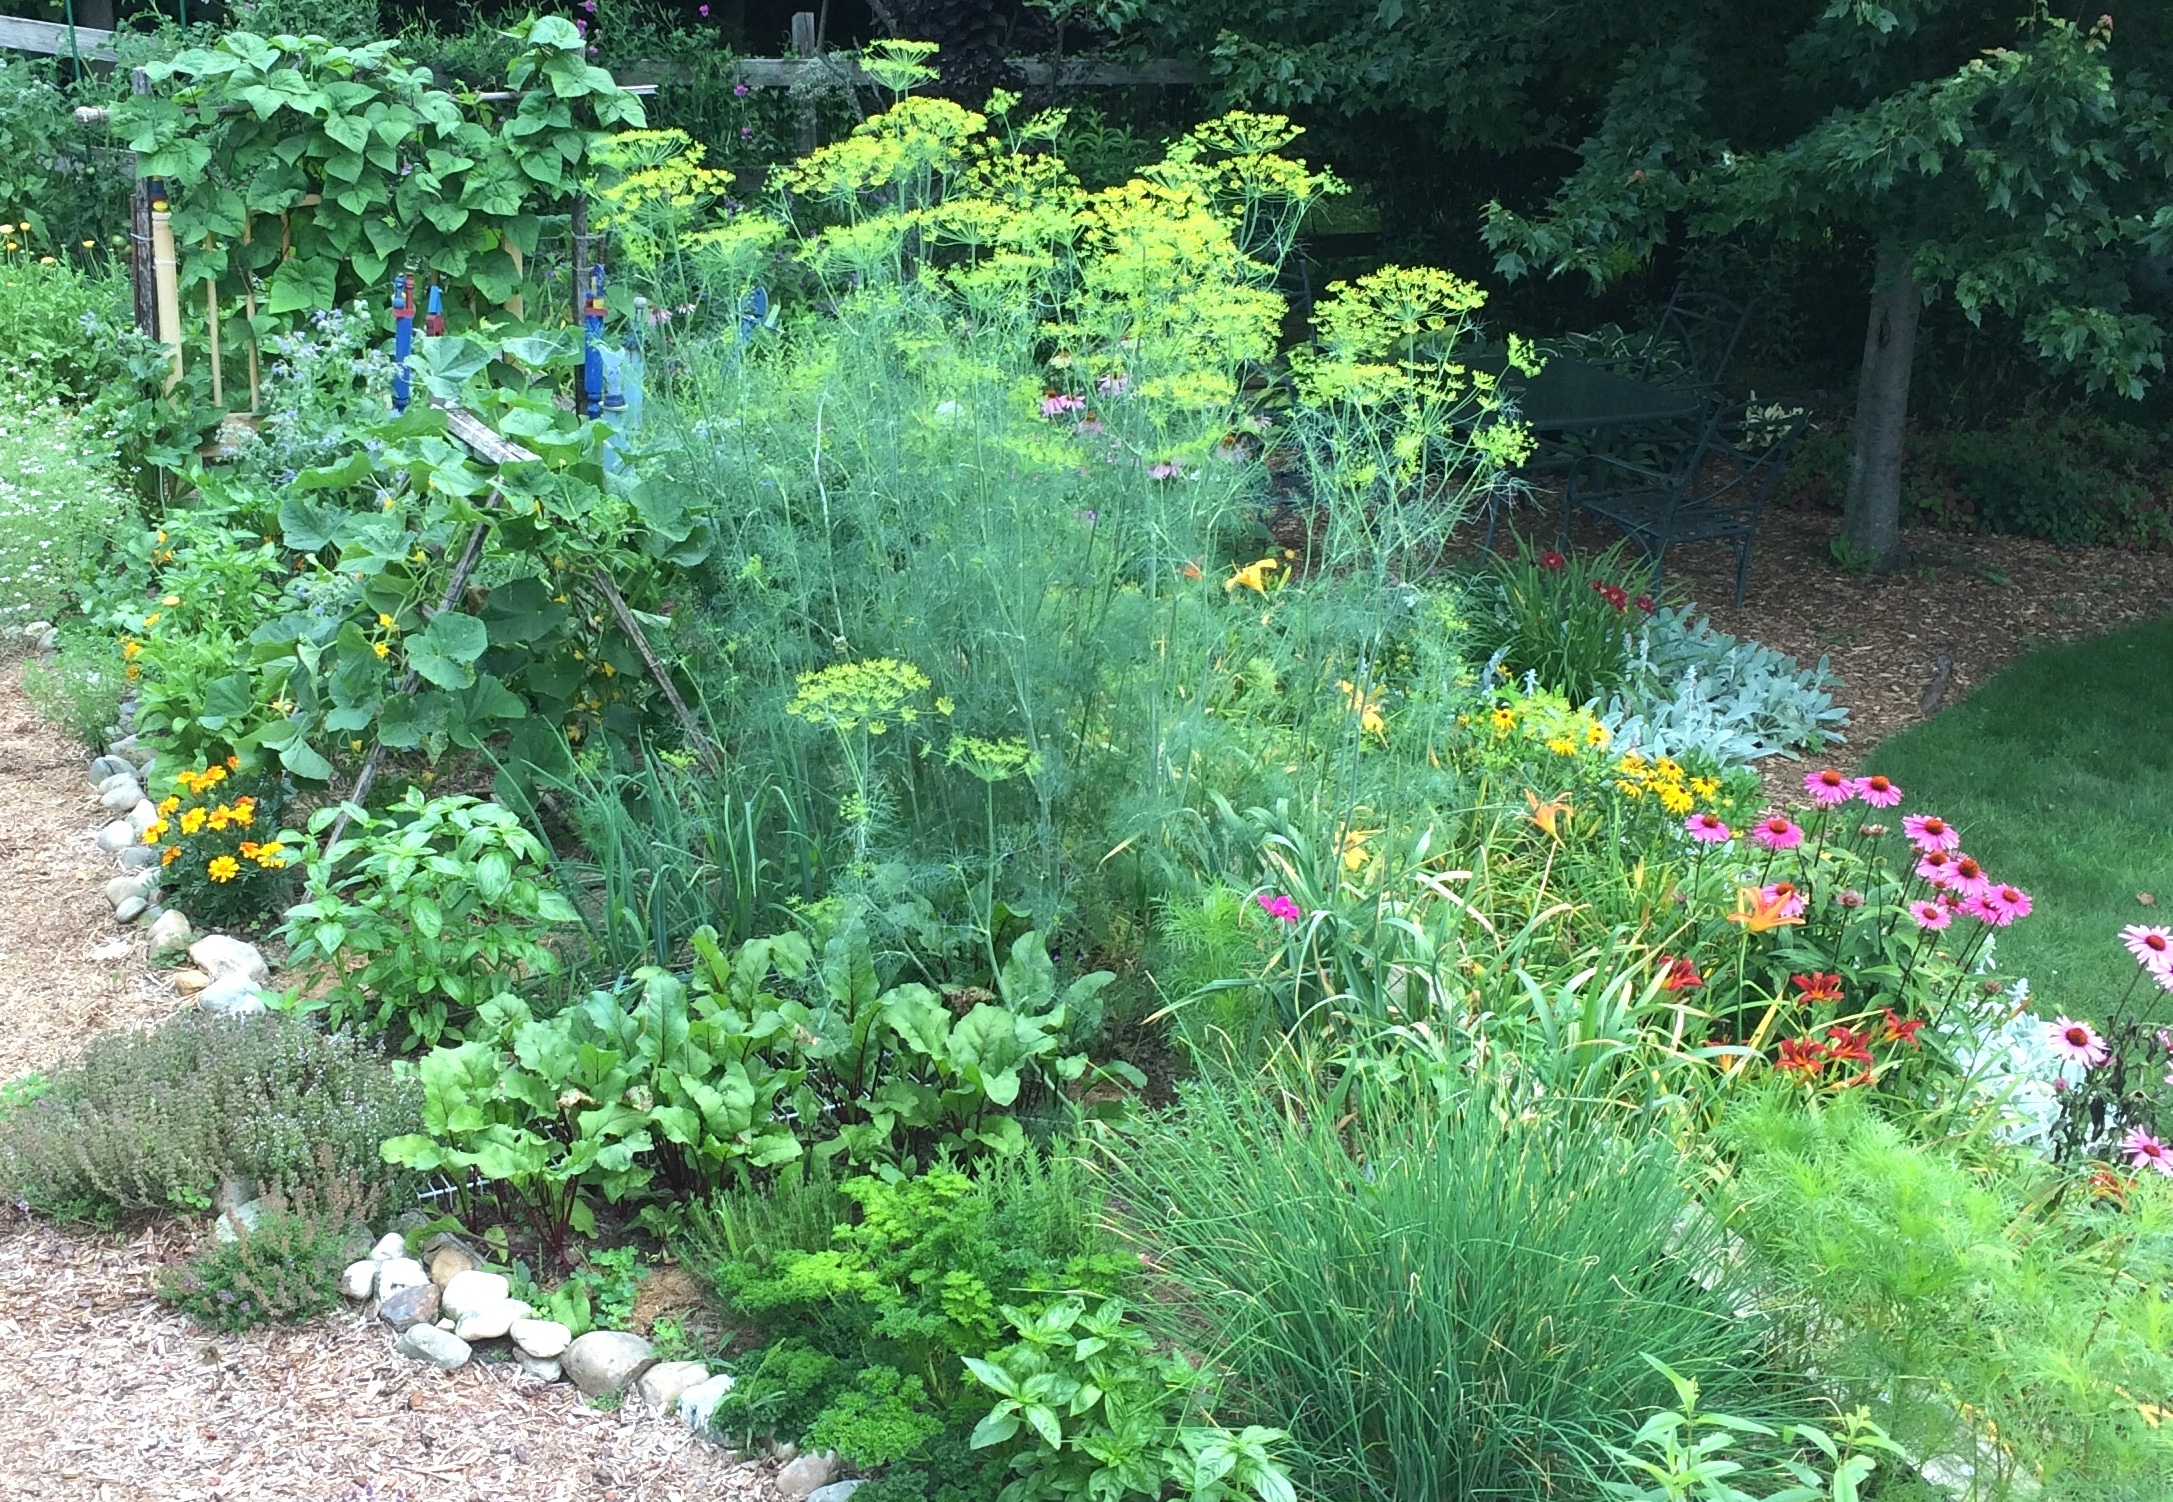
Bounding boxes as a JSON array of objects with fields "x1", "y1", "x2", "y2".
[
  {"x1": 1109, "y1": 1074, "x2": 1792, "y2": 1502},
  {"x1": 1466, "y1": 538, "x2": 1649, "y2": 705},
  {"x1": 0, "y1": 1010, "x2": 419, "y2": 1221},
  {"x1": 0, "y1": 383, "x2": 133, "y2": 631},
  {"x1": 1605, "y1": 605, "x2": 1849, "y2": 765},
  {"x1": 156, "y1": 1173, "x2": 380, "y2": 1332},
  {"x1": 1719, "y1": 1088, "x2": 2173, "y2": 1498},
  {"x1": 21, "y1": 625, "x2": 128, "y2": 749},
  {"x1": 281, "y1": 789, "x2": 579, "y2": 1049}
]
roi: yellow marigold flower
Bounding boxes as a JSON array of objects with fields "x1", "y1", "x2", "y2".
[
  {"x1": 141, "y1": 819, "x2": 168, "y2": 844},
  {"x1": 252, "y1": 844, "x2": 287, "y2": 869},
  {"x1": 200, "y1": 765, "x2": 226, "y2": 787},
  {"x1": 1223, "y1": 557, "x2": 1280, "y2": 594},
  {"x1": 207, "y1": 808, "x2": 230, "y2": 832},
  {"x1": 157, "y1": 795, "x2": 179, "y2": 815},
  {"x1": 161, "y1": 844, "x2": 182, "y2": 866},
  {"x1": 226, "y1": 755, "x2": 239, "y2": 770},
  {"x1": 207, "y1": 855, "x2": 240, "y2": 883},
  {"x1": 374, "y1": 642, "x2": 391, "y2": 658},
  {"x1": 238, "y1": 842, "x2": 260, "y2": 860},
  {"x1": 180, "y1": 808, "x2": 206, "y2": 835},
  {"x1": 120, "y1": 639, "x2": 141, "y2": 660}
]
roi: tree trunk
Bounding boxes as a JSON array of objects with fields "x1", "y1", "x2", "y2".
[{"x1": 1843, "y1": 236, "x2": 1921, "y2": 572}]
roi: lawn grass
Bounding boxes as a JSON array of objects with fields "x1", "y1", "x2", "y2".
[{"x1": 1867, "y1": 615, "x2": 2173, "y2": 1017}]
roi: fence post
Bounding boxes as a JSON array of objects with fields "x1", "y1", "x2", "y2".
[
  {"x1": 791, "y1": 11, "x2": 818, "y2": 157},
  {"x1": 570, "y1": 194, "x2": 590, "y2": 415},
  {"x1": 127, "y1": 67, "x2": 156, "y2": 338}
]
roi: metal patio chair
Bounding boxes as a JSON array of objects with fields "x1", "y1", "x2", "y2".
[{"x1": 1558, "y1": 404, "x2": 1806, "y2": 606}]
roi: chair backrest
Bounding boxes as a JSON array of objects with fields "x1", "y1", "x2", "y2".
[
  {"x1": 1634, "y1": 288, "x2": 1751, "y2": 390},
  {"x1": 1675, "y1": 408, "x2": 1806, "y2": 520}
]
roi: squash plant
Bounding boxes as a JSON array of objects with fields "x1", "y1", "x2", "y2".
[
  {"x1": 381, "y1": 912, "x2": 1118, "y2": 1263},
  {"x1": 114, "y1": 19, "x2": 642, "y2": 328}
]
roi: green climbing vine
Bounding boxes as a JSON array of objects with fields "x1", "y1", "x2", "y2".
[{"x1": 113, "y1": 18, "x2": 642, "y2": 326}]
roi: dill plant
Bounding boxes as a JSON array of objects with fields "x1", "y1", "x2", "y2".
[{"x1": 606, "y1": 88, "x2": 1533, "y2": 971}]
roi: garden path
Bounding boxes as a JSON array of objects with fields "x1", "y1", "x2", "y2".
[{"x1": 0, "y1": 656, "x2": 769, "y2": 1502}]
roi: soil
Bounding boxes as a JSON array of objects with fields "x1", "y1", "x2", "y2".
[{"x1": 0, "y1": 652, "x2": 767, "y2": 1502}]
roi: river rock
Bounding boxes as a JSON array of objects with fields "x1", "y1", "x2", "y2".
[
  {"x1": 187, "y1": 935, "x2": 269, "y2": 984},
  {"x1": 369, "y1": 1232, "x2": 408, "y2": 1262},
  {"x1": 196, "y1": 973, "x2": 266, "y2": 1015},
  {"x1": 94, "y1": 820, "x2": 136, "y2": 853},
  {"x1": 89, "y1": 755, "x2": 130, "y2": 781},
  {"x1": 453, "y1": 1298, "x2": 532, "y2": 1342},
  {"x1": 679, "y1": 1372, "x2": 737, "y2": 1432},
  {"x1": 439, "y1": 1270, "x2": 510, "y2": 1322},
  {"x1": 171, "y1": 968, "x2": 210, "y2": 996},
  {"x1": 378, "y1": 1282, "x2": 440, "y2": 1331},
  {"x1": 375, "y1": 1257, "x2": 430, "y2": 1302},
  {"x1": 98, "y1": 779, "x2": 143, "y2": 809},
  {"x1": 428, "y1": 1244, "x2": 480, "y2": 1286},
  {"x1": 212, "y1": 1198, "x2": 263, "y2": 1245},
  {"x1": 637, "y1": 1360, "x2": 709, "y2": 1414},
  {"x1": 104, "y1": 875, "x2": 148, "y2": 907},
  {"x1": 561, "y1": 1330, "x2": 656, "y2": 1398},
  {"x1": 114, "y1": 896, "x2": 147, "y2": 924},
  {"x1": 509, "y1": 1318, "x2": 571, "y2": 1360},
  {"x1": 808, "y1": 1484, "x2": 867, "y2": 1502},
  {"x1": 776, "y1": 1451, "x2": 842, "y2": 1499},
  {"x1": 148, "y1": 910, "x2": 192, "y2": 958},
  {"x1": 115, "y1": 845, "x2": 159, "y2": 871},
  {"x1": 396, "y1": 1324, "x2": 471, "y2": 1372},
  {"x1": 127, "y1": 801, "x2": 159, "y2": 835},
  {"x1": 517, "y1": 1354, "x2": 563, "y2": 1382},
  {"x1": 339, "y1": 1260, "x2": 378, "y2": 1300}
]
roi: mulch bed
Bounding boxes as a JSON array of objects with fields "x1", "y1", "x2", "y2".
[{"x1": 1484, "y1": 497, "x2": 2173, "y2": 802}]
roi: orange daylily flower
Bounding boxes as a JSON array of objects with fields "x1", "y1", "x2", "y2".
[
  {"x1": 1524, "y1": 789, "x2": 1572, "y2": 839},
  {"x1": 1724, "y1": 885, "x2": 1805, "y2": 933}
]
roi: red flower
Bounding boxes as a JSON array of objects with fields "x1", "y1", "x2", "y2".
[
  {"x1": 1539, "y1": 550, "x2": 1566, "y2": 571},
  {"x1": 1591, "y1": 581, "x2": 1629, "y2": 611},
  {"x1": 1790, "y1": 972, "x2": 1844, "y2": 1004},
  {"x1": 1881, "y1": 1008, "x2": 1923, "y2": 1048},
  {"x1": 1775, "y1": 1037, "x2": 1826, "y2": 1078},
  {"x1": 1823, "y1": 1025, "x2": 1874, "y2": 1066},
  {"x1": 1658, "y1": 955, "x2": 1704, "y2": 991},
  {"x1": 1634, "y1": 594, "x2": 1655, "y2": 613}
]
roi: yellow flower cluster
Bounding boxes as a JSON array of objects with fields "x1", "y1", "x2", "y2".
[
  {"x1": 1613, "y1": 752, "x2": 1722, "y2": 817},
  {"x1": 787, "y1": 658, "x2": 941, "y2": 736},
  {"x1": 143, "y1": 761, "x2": 287, "y2": 882},
  {"x1": 1484, "y1": 697, "x2": 1610, "y2": 757}
]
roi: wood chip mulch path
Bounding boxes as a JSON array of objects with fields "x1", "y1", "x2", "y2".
[
  {"x1": 1501, "y1": 501, "x2": 2173, "y2": 804},
  {"x1": 0, "y1": 653, "x2": 769, "y2": 1502}
]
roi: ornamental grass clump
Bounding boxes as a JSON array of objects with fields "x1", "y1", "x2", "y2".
[{"x1": 1111, "y1": 1073, "x2": 1792, "y2": 1502}]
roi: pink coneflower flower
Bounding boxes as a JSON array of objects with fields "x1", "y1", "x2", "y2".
[
  {"x1": 1915, "y1": 849, "x2": 1956, "y2": 886},
  {"x1": 1041, "y1": 392, "x2": 1086, "y2": 418},
  {"x1": 1837, "y1": 888, "x2": 1865, "y2": 909},
  {"x1": 2124, "y1": 1127, "x2": 2173, "y2": 1177},
  {"x1": 1684, "y1": 812, "x2": 1732, "y2": 844},
  {"x1": 2048, "y1": 1016, "x2": 2109, "y2": 1067},
  {"x1": 1803, "y1": 768, "x2": 1852, "y2": 807},
  {"x1": 1750, "y1": 815, "x2": 1804, "y2": 852},
  {"x1": 1962, "y1": 893, "x2": 2012, "y2": 928},
  {"x1": 1096, "y1": 371, "x2": 1128, "y2": 397},
  {"x1": 1852, "y1": 774, "x2": 1902, "y2": 807},
  {"x1": 1903, "y1": 813, "x2": 1960, "y2": 853},
  {"x1": 1909, "y1": 899, "x2": 1951, "y2": 931},
  {"x1": 1858, "y1": 823, "x2": 1888, "y2": 838},
  {"x1": 2122, "y1": 925, "x2": 2173, "y2": 975},
  {"x1": 1761, "y1": 881, "x2": 1806, "y2": 920},
  {"x1": 1983, "y1": 884, "x2": 2032, "y2": 924},
  {"x1": 1254, "y1": 893, "x2": 1301, "y2": 924},
  {"x1": 1148, "y1": 460, "x2": 1185, "y2": 481},
  {"x1": 1946, "y1": 855, "x2": 1992, "y2": 901}
]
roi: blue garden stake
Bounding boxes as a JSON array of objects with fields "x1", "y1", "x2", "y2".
[
  {"x1": 582, "y1": 262, "x2": 607, "y2": 421},
  {"x1": 738, "y1": 284, "x2": 769, "y2": 346},
  {"x1": 390, "y1": 274, "x2": 415, "y2": 413},
  {"x1": 424, "y1": 284, "x2": 444, "y2": 338}
]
